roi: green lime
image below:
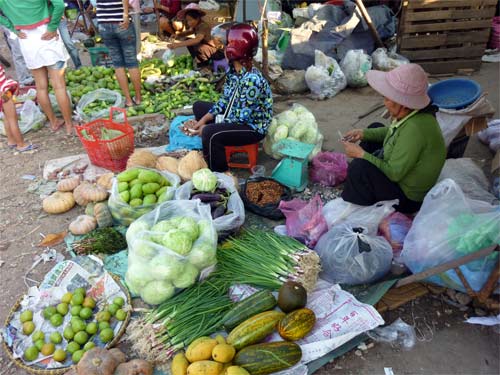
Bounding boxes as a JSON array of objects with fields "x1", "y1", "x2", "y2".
[
  {"x1": 72, "y1": 319, "x2": 86, "y2": 333},
  {"x1": 107, "y1": 303, "x2": 119, "y2": 316},
  {"x1": 63, "y1": 326, "x2": 75, "y2": 340},
  {"x1": 82, "y1": 297, "x2": 96, "y2": 309},
  {"x1": 79, "y1": 307, "x2": 93, "y2": 320},
  {"x1": 20, "y1": 310, "x2": 33, "y2": 323},
  {"x1": 57, "y1": 302, "x2": 69, "y2": 316},
  {"x1": 22, "y1": 321, "x2": 35, "y2": 335},
  {"x1": 72, "y1": 349, "x2": 84, "y2": 364},
  {"x1": 98, "y1": 321, "x2": 110, "y2": 331},
  {"x1": 115, "y1": 309, "x2": 126, "y2": 321},
  {"x1": 86, "y1": 322, "x2": 98, "y2": 335},
  {"x1": 53, "y1": 349, "x2": 67, "y2": 362},
  {"x1": 34, "y1": 339, "x2": 45, "y2": 351},
  {"x1": 66, "y1": 341, "x2": 80, "y2": 355},
  {"x1": 50, "y1": 313, "x2": 64, "y2": 327},
  {"x1": 71, "y1": 305, "x2": 83, "y2": 316},
  {"x1": 96, "y1": 311, "x2": 111, "y2": 322},
  {"x1": 99, "y1": 327, "x2": 114, "y2": 343},
  {"x1": 83, "y1": 341, "x2": 95, "y2": 351},
  {"x1": 71, "y1": 293, "x2": 84, "y2": 306},
  {"x1": 32, "y1": 331, "x2": 45, "y2": 343},
  {"x1": 24, "y1": 346, "x2": 39, "y2": 361},
  {"x1": 41, "y1": 342, "x2": 55, "y2": 356},
  {"x1": 74, "y1": 331, "x2": 89, "y2": 345},
  {"x1": 73, "y1": 287, "x2": 86, "y2": 297},
  {"x1": 50, "y1": 332, "x2": 62, "y2": 344},
  {"x1": 61, "y1": 292, "x2": 73, "y2": 304},
  {"x1": 43, "y1": 306, "x2": 57, "y2": 320}
]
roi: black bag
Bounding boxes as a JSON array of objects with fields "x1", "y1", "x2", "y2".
[{"x1": 240, "y1": 177, "x2": 292, "y2": 220}]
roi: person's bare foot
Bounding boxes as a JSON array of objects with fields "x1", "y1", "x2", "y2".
[
  {"x1": 65, "y1": 123, "x2": 74, "y2": 136},
  {"x1": 50, "y1": 120, "x2": 65, "y2": 132}
]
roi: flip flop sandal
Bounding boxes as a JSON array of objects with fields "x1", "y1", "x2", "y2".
[
  {"x1": 7, "y1": 144, "x2": 17, "y2": 149},
  {"x1": 16, "y1": 143, "x2": 39, "y2": 153}
]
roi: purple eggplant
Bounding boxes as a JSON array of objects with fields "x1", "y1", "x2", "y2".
[
  {"x1": 192, "y1": 193, "x2": 223, "y2": 203},
  {"x1": 212, "y1": 204, "x2": 226, "y2": 219}
]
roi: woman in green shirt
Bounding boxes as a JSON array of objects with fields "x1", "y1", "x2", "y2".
[{"x1": 341, "y1": 63, "x2": 446, "y2": 214}]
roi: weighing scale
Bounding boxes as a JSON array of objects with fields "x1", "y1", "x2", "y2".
[{"x1": 271, "y1": 139, "x2": 315, "y2": 192}]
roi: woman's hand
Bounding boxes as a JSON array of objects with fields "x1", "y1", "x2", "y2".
[
  {"x1": 119, "y1": 18, "x2": 130, "y2": 30},
  {"x1": 342, "y1": 141, "x2": 365, "y2": 159},
  {"x1": 343, "y1": 129, "x2": 364, "y2": 143},
  {"x1": 192, "y1": 123, "x2": 206, "y2": 136},
  {"x1": 41, "y1": 31, "x2": 58, "y2": 40},
  {"x1": 17, "y1": 31, "x2": 27, "y2": 39}
]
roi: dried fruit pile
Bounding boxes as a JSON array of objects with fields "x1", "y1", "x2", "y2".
[{"x1": 246, "y1": 180, "x2": 284, "y2": 206}]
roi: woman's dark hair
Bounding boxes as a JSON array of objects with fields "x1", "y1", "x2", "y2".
[{"x1": 185, "y1": 9, "x2": 203, "y2": 20}]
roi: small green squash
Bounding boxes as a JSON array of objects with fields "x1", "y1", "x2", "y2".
[
  {"x1": 233, "y1": 342, "x2": 302, "y2": 375},
  {"x1": 277, "y1": 308, "x2": 316, "y2": 341}
]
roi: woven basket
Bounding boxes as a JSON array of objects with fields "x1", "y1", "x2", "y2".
[{"x1": 2, "y1": 273, "x2": 131, "y2": 375}]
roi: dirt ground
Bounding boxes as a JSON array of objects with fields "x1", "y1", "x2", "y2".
[{"x1": 0, "y1": 36, "x2": 499, "y2": 374}]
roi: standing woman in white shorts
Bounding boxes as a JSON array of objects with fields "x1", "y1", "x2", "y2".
[{"x1": 0, "y1": 0, "x2": 74, "y2": 135}]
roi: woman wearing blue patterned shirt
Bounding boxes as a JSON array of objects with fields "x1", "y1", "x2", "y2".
[{"x1": 187, "y1": 24, "x2": 273, "y2": 172}]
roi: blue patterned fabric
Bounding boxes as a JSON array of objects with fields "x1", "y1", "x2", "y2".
[{"x1": 209, "y1": 66, "x2": 273, "y2": 134}]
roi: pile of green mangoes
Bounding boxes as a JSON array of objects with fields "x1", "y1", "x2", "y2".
[
  {"x1": 116, "y1": 168, "x2": 171, "y2": 207},
  {"x1": 19, "y1": 288, "x2": 127, "y2": 365}
]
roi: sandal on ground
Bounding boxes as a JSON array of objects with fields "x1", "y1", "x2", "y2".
[
  {"x1": 7, "y1": 144, "x2": 17, "y2": 149},
  {"x1": 16, "y1": 143, "x2": 39, "y2": 153}
]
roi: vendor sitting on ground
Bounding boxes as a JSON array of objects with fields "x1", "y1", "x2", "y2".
[
  {"x1": 340, "y1": 63, "x2": 446, "y2": 214},
  {"x1": 144, "y1": 0, "x2": 182, "y2": 37},
  {"x1": 185, "y1": 23, "x2": 273, "y2": 172},
  {"x1": 167, "y1": 3, "x2": 224, "y2": 69}
]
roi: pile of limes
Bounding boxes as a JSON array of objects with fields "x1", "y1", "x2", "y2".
[{"x1": 19, "y1": 287, "x2": 126, "y2": 365}]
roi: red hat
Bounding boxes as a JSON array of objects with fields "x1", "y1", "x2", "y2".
[
  {"x1": 226, "y1": 24, "x2": 259, "y2": 63},
  {"x1": 177, "y1": 3, "x2": 206, "y2": 20}
]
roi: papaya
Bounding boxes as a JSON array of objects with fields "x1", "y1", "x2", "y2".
[
  {"x1": 130, "y1": 184, "x2": 143, "y2": 200},
  {"x1": 118, "y1": 182, "x2": 129, "y2": 193},
  {"x1": 138, "y1": 170, "x2": 161, "y2": 183},
  {"x1": 120, "y1": 191, "x2": 130, "y2": 203},
  {"x1": 129, "y1": 198, "x2": 143, "y2": 207},
  {"x1": 142, "y1": 182, "x2": 160, "y2": 195},
  {"x1": 143, "y1": 194, "x2": 157, "y2": 205},
  {"x1": 117, "y1": 169, "x2": 139, "y2": 182}
]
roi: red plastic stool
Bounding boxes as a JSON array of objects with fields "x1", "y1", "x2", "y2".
[{"x1": 225, "y1": 143, "x2": 259, "y2": 169}]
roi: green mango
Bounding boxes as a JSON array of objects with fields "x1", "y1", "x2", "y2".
[
  {"x1": 129, "y1": 178, "x2": 141, "y2": 187},
  {"x1": 157, "y1": 192, "x2": 169, "y2": 203},
  {"x1": 130, "y1": 184, "x2": 143, "y2": 200},
  {"x1": 120, "y1": 190, "x2": 130, "y2": 203},
  {"x1": 142, "y1": 182, "x2": 160, "y2": 195},
  {"x1": 143, "y1": 194, "x2": 157, "y2": 205},
  {"x1": 118, "y1": 182, "x2": 129, "y2": 193},
  {"x1": 138, "y1": 170, "x2": 161, "y2": 184},
  {"x1": 156, "y1": 186, "x2": 167, "y2": 197},
  {"x1": 117, "y1": 169, "x2": 139, "y2": 182},
  {"x1": 129, "y1": 198, "x2": 143, "y2": 207}
]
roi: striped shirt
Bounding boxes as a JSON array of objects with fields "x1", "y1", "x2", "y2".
[
  {"x1": 95, "y1": 0, "x2": 125, "y2": 23},
  {"x1": 0, "y1": 65, "x2": 18, "y2": 96}
]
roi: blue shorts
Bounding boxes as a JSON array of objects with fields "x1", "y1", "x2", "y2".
[
  {"x1": 47, "y1": 60, "x2": 67, "y2": 70},
  {"x1": 98, "y1": 22, "x2": 138, "y2": 69}
]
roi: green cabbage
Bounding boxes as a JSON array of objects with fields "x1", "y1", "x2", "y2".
[
  {"x1": 290, "y1": 123, "x2": 308, "y2": 139},
  {"x1": 134, "y1": 240, "x2": 158, "y2": 259},
  {"x1": 149, "y1": 254, "x2": 184, "y2": 281},
  {"x1": 267, "y1": 118, "x2": 278, "y2": 136},
  {"x1": 188, "y1": 242, "x2": 216, "y2": 269},
  {"x1": 197, "y1": 219, "x2": 214, "y2": 241},
  {"x1": 177, "y1": 217, "x2": 199, "y2": 241},
  {"x1": 140, "y1": 280, "x2": 175, "y2": 305},
  {"x1": 276, "y1": 110, "x2": 298, "y2": 128},
  {"x1": 126, "y1": 263, "x2": 154, "y2": 289},
  {"x1": 126, "y1": 220, "x2": 150, "y2": 243},
  {"x1": 273, "y1": 125, "x2": 288, "y2": 142},
  {"x1": 161, "y1": 229, "x2": 193, "y2": 255},
  {"x1": 301, "y1": 126, "x2": 319, "y2": 144},
  {"x1": 167, "y1": 216, "x2": 183, "y2": 228},
  {"x1": 152, "y1": 220, "x2": 176, "y2": 233},
  {"x1": 297, "y1": 111, "x2": 317, "y2": 129},
  {"x1": 192, "y1": 168, "x2": 218, "y2": 192},
  {"x1": 173, "y1": 263, "x2": 199, "y2": 289}
]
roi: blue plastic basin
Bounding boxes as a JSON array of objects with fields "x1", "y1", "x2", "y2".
[{"x1": 428, "y1": 78, "x2": 482, "y2": 110}]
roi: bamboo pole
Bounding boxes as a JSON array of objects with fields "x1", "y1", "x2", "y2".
[{"x1": 354, "y1": 0, "x2": 384, "y2": 48}]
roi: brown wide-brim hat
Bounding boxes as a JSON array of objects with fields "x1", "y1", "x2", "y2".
[{"x1": 177, "y1": 3, "x2": 207, "y2": 20}]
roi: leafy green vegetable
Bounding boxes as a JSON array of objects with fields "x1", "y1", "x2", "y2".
[
  {"x1": 192, "y1": 168, "x2": 218, "y2": 193},
  {"x1": 177, "y1": 217, "x2": 199, "y2": 241},
  {"x1": 188, "y1": 242, "x2": 216, "y2": 269},
  {"x1": 71, "y1": 228, "x2": 126, "y2": 255},
  {"x1": 173, "y1": 263, "x2": 199, "y2": 289},
  {"x1": 141, "y1": 280, "x2": 175, "y2": 305},
  {"x1": 150, "y1": 254, "x2": 184, "y2": 281},
  {"x1": 161, "y1": 230, "x2": 193, "y2": 255}
]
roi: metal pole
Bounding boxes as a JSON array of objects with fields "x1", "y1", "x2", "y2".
[{"x1": 354, "y1": 0, "x2": 384, "y2": 48}]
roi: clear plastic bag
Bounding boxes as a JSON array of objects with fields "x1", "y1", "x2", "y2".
[
  {"x1": 310, "y1": 151, "x2": 348, "y2": 186},
  {"x1": 477, "y1": 119, "x2": 500, "y2": 153},
  {"x1": 75, "y1": 88, "x2": 124, "y2": 122},
  {"x1": 371, "y1": 48, "x2": 409, "y2": 71},
  {"x1": 367, "y1": 318, "x2": 416, "y2": 350},
  {"x1": 174, "y1": 172, "x2": 245, "y2": 237},
  {"x1": 305, "y1": 50, "x2": 346, "y2": 100},
  {"x1": 401, "y1": 179, "x2": 500, "y2": 292},
  {"x1": 0, "y1": 100, "x2": 46, "y2": 135},
  {"x1": 314, "y1": 224, "x2": 393, "y2": 285},
  {"x1": 49, "y1": 90, "x2": 73, "y2": 115},
  {"x1": 279, "y1": 195, "x2": 328, "y2": 248},
  {"x1": 378, "y1": 212, "x2": 413, "y2": 258},
  {"x1": 340, "y1": 49, "x2": 372, "y2": 88},
  {"x1": 322, "y1": 198, "x2": 397, "y2": 233},
  {"x1": 162, "y1": 48, "x2": 175, "y2": 65},
  {"x1": 125, "y1": 200, "x2": 217, "y2": 305},
  {"x1": 108, "y1": 168, "x2": 180, "y2": 226}
]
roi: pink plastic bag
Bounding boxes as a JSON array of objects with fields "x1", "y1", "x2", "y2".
[
  {"x1": 378, "y1": 212, "x2": 413, "y2": 257},
  {"x1": 279, "y1": 195, "x2": 328, "y2": 248},
  {"x1": 310, "y1": 152, "x2": 348, "y2": 186}
]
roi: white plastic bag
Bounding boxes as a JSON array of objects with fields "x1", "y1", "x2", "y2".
[
  {"x1": 174, "y1": 172, "x2": 245, "y2": 237},
  {"x1": 322, "y1": 198, "x2": 397, "y2": 233},
  {"x1": 340, "y1": 49, "x2": 372, "y2": 88},
  {"x1": 305, "y1": 50, "x2": 346, "y2": 100},
  {"x1": 0, "y1": 100, "x2": 46, "y2": 135},
  {"x1": 478, "y1": 119, "x2": 500, "y2": 153},
  {"x1": 49, "y1": 90, "x2": 73, "y2": 115},
  {"x1": 401, "y1": 179, "x2": 500, "y2": 292},
  {"x1": 125, "y1": 200, "x2": 217, "y2": 305},
  {"x1": 367, "y1": 318, "x2": 416, "y2": 350},
  {"x1": 199, "y1": 0, "x2": 219, "y2": 10},
  {"x1": 108, "y1": 168, "x2": 180, "y2": 226},
  {"x1": 371, "y1": 48, "x2": 409, "y2": 71},
  {"x1": 75, "y1": 88, "x2": 124, "y2": 122},
  {"x1": 314, "y1": 224, "x2": 393, "y2": 285},
  {"x1": 162, "y1": 48, "x2": 175, "y2": 65}
]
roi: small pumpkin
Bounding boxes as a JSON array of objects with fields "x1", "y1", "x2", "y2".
[
  {"x1": 77, "y1": 347, "x2": 118, "y2": 375},
  {"x1": 277, "y1": 308, "x2": 316, "y2": 341},
  {"x1": 43, "y1": 191, "x2": 76, "y2": 214},
  {"x1": 114, "y1": 359, "x2": 154, "y2": 375},
  {"x1": 57, "y1": 176, "x2": 81, "y2": 192},
  {"x1": 80, "y1": 183, "x2": 109, "y2": 203},
  {"x1": 126, "y1": 149, "x2": 158, "y2": 169},
  {"x1": 94, "y1": 202, "x2": 113, "y2": 228},
  {"x1": 69, "y1": 215, "x2": 97, "y2": 235},
  {"x1": 73, "y1": 182, "x2": 92, "y2": 206},
  {"x1": 156, "y1": 156, "x2": 179, "y2": 175},
  {"x1": 177, "y1": 151, "x2": 208, "y2": 181},
  {"x1": 97, "y1": 172, "x2": 115, "y2": 190}
]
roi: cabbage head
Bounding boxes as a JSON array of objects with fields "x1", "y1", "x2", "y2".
[
  {"x1": 161, "y1": 229, "x2": 193, "y2": 255},
  {"x1": 197, "y1": 219, "x2": 215, "y2": 241},
  {"x1": 126, "y1": 262, "x2": 154, "y2": 289},
  {"x1": 292, "y1": 104, "x2": 309, "y2": 117},
  {"x1": 152, "y1": 220, "x2": 176, "y2": 233},
  {"x1": 297, "y1": 111, "x2": 317, "y2": 129},
  {"x1": 301, "y1": 126, "x2": 319, "y2": 144},
  {"x1": 192, "y1": 168, "x2": 218, "y2": 192},
  {"x1": 268, "y1": 118, "x2": 278, "y2": 136},
  {"x1": 140, "y1": 280, "x2": 175, "y2": 305},
  {"x1": 177, "y1": 217, "x2": 199, "y2": 241},
  {"x1": 276, "y1": 110, "x2": 298, "y2": 128},
  {"x1": 126, "y1": 220, "x2": 150, "y2": 244},
  {"x1": 290, "y1": 123, "x2": 308, "y2": 139},
  {"x1": 173, "y1": 263, "x2": 199, "y2": 289},
  {"x1": 133, "y1": 239, "x2": 157, "y2": 260},
  {"x1": 188, "y1": 242, "x2": 216, "y2": 269},
  {"x1": 167, "y1": 217, "x2": 183, "y2": 228},
  {"x1": 273, "y1": 125, "x2": 288, "y2": 142},
  {"x1": 149, "y1": 254, "x2": 183, "y2": 281}
]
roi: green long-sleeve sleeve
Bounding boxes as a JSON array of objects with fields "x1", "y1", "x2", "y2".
[
  {"x1": 0, "y1": 0, "x2": 63, "y2": 32},
  {"x1": 0, "y1": 14, "x2": 15, "y2": 32},
  {"x1": 362, "y1": 126, "x2": 388, "y2": 143},
  {"x1": 47, "y1": 0, "x2": 65, "y2": 32}
]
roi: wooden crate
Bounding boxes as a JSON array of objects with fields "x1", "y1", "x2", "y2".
[{"x1": 397, "y1": 0, "x2": 497, "y2": 74}]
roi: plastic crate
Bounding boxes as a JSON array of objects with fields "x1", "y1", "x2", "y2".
[
  {"x1": 88, "y1": 46, "x2": 114, "y2": 67},
  {"x1": 75, "y1": 107, "x2": 134, "y2": 172}
]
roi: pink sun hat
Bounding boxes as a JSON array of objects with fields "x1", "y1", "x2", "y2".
[
  {"x1": 177, "y1": 3, "x2": 207, "y2": 20},
  {"x1": 366, "y1": 63, "x2": 431, "y2": 110}
]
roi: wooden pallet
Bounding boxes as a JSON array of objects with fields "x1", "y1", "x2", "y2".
[{"x1": 397, "y1": 0, "x2": 497, "y2": 74}]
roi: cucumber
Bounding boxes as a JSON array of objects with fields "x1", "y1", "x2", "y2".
[
  {"x1": 226, "y1": 311, "x2": 284, "y2": 350},
  {"x1": 221, "y1": 290, "x2": 277, "y2": 331},
  {"x1": 234, "y1": 342, "x2": 302, "y2": 375}
]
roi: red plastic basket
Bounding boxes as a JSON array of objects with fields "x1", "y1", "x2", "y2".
[{"x1": 75, "y1": 107, "x2": 134, "y2": 172}]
